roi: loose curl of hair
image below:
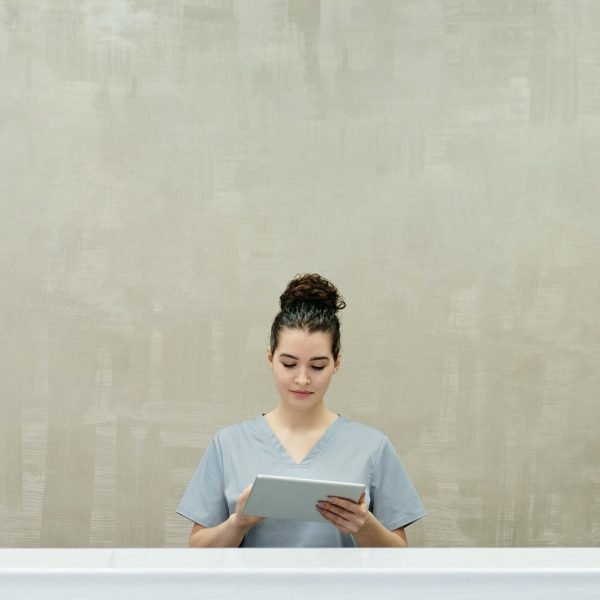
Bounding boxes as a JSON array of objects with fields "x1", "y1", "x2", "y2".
[{"x1": 270, "y1": 273, "x2": 346, "y2": 360}]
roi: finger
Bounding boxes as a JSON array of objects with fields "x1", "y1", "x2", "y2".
[
  {"x1": 317, "y1": 500, "x2": 345, "y2": 518},
  {"x1": 318, "y1": 500, "x2": 359, "y2": 522},
  {"x1": 237, "y1": 484, "x2": 257, "y2": 513},
  {"x1": 324, "y1": 496, "x2": 360, "y2": 512},
  {"x1": 316, "y1": 505, "x2": 353, "y2": 531},
  {"x1": 238, "y1": 485, "x2": 252, "y2": 504}
]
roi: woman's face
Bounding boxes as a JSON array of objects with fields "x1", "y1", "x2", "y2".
[{"x1": 267, "y1": 327, "x2": 340, "y2": 412}]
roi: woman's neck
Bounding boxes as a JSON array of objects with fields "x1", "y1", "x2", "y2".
[{"x1": 266, "y1": 403, "x2": 338, "y2": 432}]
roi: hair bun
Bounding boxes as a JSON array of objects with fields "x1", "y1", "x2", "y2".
[{"x1": 280, "y1": 273, "x2": 346, "y2": 313}]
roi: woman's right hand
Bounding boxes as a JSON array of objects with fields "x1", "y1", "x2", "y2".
[
  {"x1": 231, "y1": 484, "x2": 264, "y2": 531},
  {"x1": 189, "y1": 485, "x2": 263, "y2": 548}
]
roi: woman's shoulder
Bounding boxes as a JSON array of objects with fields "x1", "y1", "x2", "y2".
[
  {"x1": 338, "y1": 418, "x2": 407, "y2": 469},
  {"x1": 213, "y1": 415, "x2": 263, "y2": 444},
  {"x1": 338, "y1": 417, "x2": 389, "y2": 445}
]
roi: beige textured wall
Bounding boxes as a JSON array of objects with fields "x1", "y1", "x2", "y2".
[{"x1": 1, "y1": 0, "x2": 599, "y2": 548}]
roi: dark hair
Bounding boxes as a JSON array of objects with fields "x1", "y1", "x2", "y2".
[{"x1": 270, "y1": 274, "x2": 346, "y2": 360}]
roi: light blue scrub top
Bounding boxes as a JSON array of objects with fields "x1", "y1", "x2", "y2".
[{"x1": 177, "y1": 415, "x2": 426, "y2": 547}]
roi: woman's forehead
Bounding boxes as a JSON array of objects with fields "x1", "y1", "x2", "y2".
[{"x1": 276, "y1": 328, "x2": 333, "y2": 355}]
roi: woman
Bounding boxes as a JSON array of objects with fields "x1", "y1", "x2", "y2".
[{"x1": 177, "y1": 273, "x2": 426, "y2": 547}]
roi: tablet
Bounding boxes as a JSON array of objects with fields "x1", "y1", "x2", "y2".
[{"x1": 241, "y1": 474, "x2": 365, "y2": 522}]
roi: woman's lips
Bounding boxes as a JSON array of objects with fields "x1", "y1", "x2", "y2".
[{"x1": 291, "y1": 390, "x2": 313, "y2": 396}]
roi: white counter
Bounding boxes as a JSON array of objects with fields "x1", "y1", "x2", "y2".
[{"x1": 1, "y1": 548, "x2": 598, "y2": 599}]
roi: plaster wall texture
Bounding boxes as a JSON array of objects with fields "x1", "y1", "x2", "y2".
[{"x1": 1, "y1": 0, "x2": 599, "y2": 547}]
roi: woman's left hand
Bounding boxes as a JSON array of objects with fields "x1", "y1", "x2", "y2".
[{"x1": 316, "y1": 492, "x2": 370, "y2": 535}]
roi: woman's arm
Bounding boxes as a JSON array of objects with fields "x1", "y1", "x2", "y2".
[
  {"x1": 188, "y1": 485, "x2": 263, "y2": 548},
  {"x1": 351, "y1": 516, "x2": 408, "y2": 547},
  {"x1": 189, "y1": 514, "x2": 252, "y2": 548}
]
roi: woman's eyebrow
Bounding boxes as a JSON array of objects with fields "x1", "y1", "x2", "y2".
[{"x1": 280, "y1": 353, "x2": 330, "y2": 361}]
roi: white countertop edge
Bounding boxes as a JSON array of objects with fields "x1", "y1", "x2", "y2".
[
  {"x1": 1, "y1": 567, "x2": 599, "y2": 575},
  {"x1": 1, "y1": 548, "x2": 599, "y2": 572}
]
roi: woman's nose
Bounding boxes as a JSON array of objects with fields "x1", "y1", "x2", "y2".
[{"x1": 295, "y1": 370, "x2": 311, "y2": 386}]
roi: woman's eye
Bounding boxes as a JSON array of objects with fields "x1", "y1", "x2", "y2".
[{"x1": 281, "y1": 364, "x2": 325, "y2": 371}]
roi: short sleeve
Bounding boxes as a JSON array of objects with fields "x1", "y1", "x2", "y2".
[
  {"x1": 369, "y1": 436, "x2": 427, "y2": 530},
  {"x1": 176, "y1": 437, "x2": 229, "y2": 527}
]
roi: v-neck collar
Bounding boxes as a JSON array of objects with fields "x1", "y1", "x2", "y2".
[{"x1": 257, "y1": 414, "x2": 346, "y2": 467}]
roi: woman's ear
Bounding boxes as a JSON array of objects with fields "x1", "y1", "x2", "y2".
[
  {"x1": 334, "y1": 354, "x2": 341, "y2": 372},
  {"x1": 267, "y1": 347, "x2": 273, "y2": 367}
]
